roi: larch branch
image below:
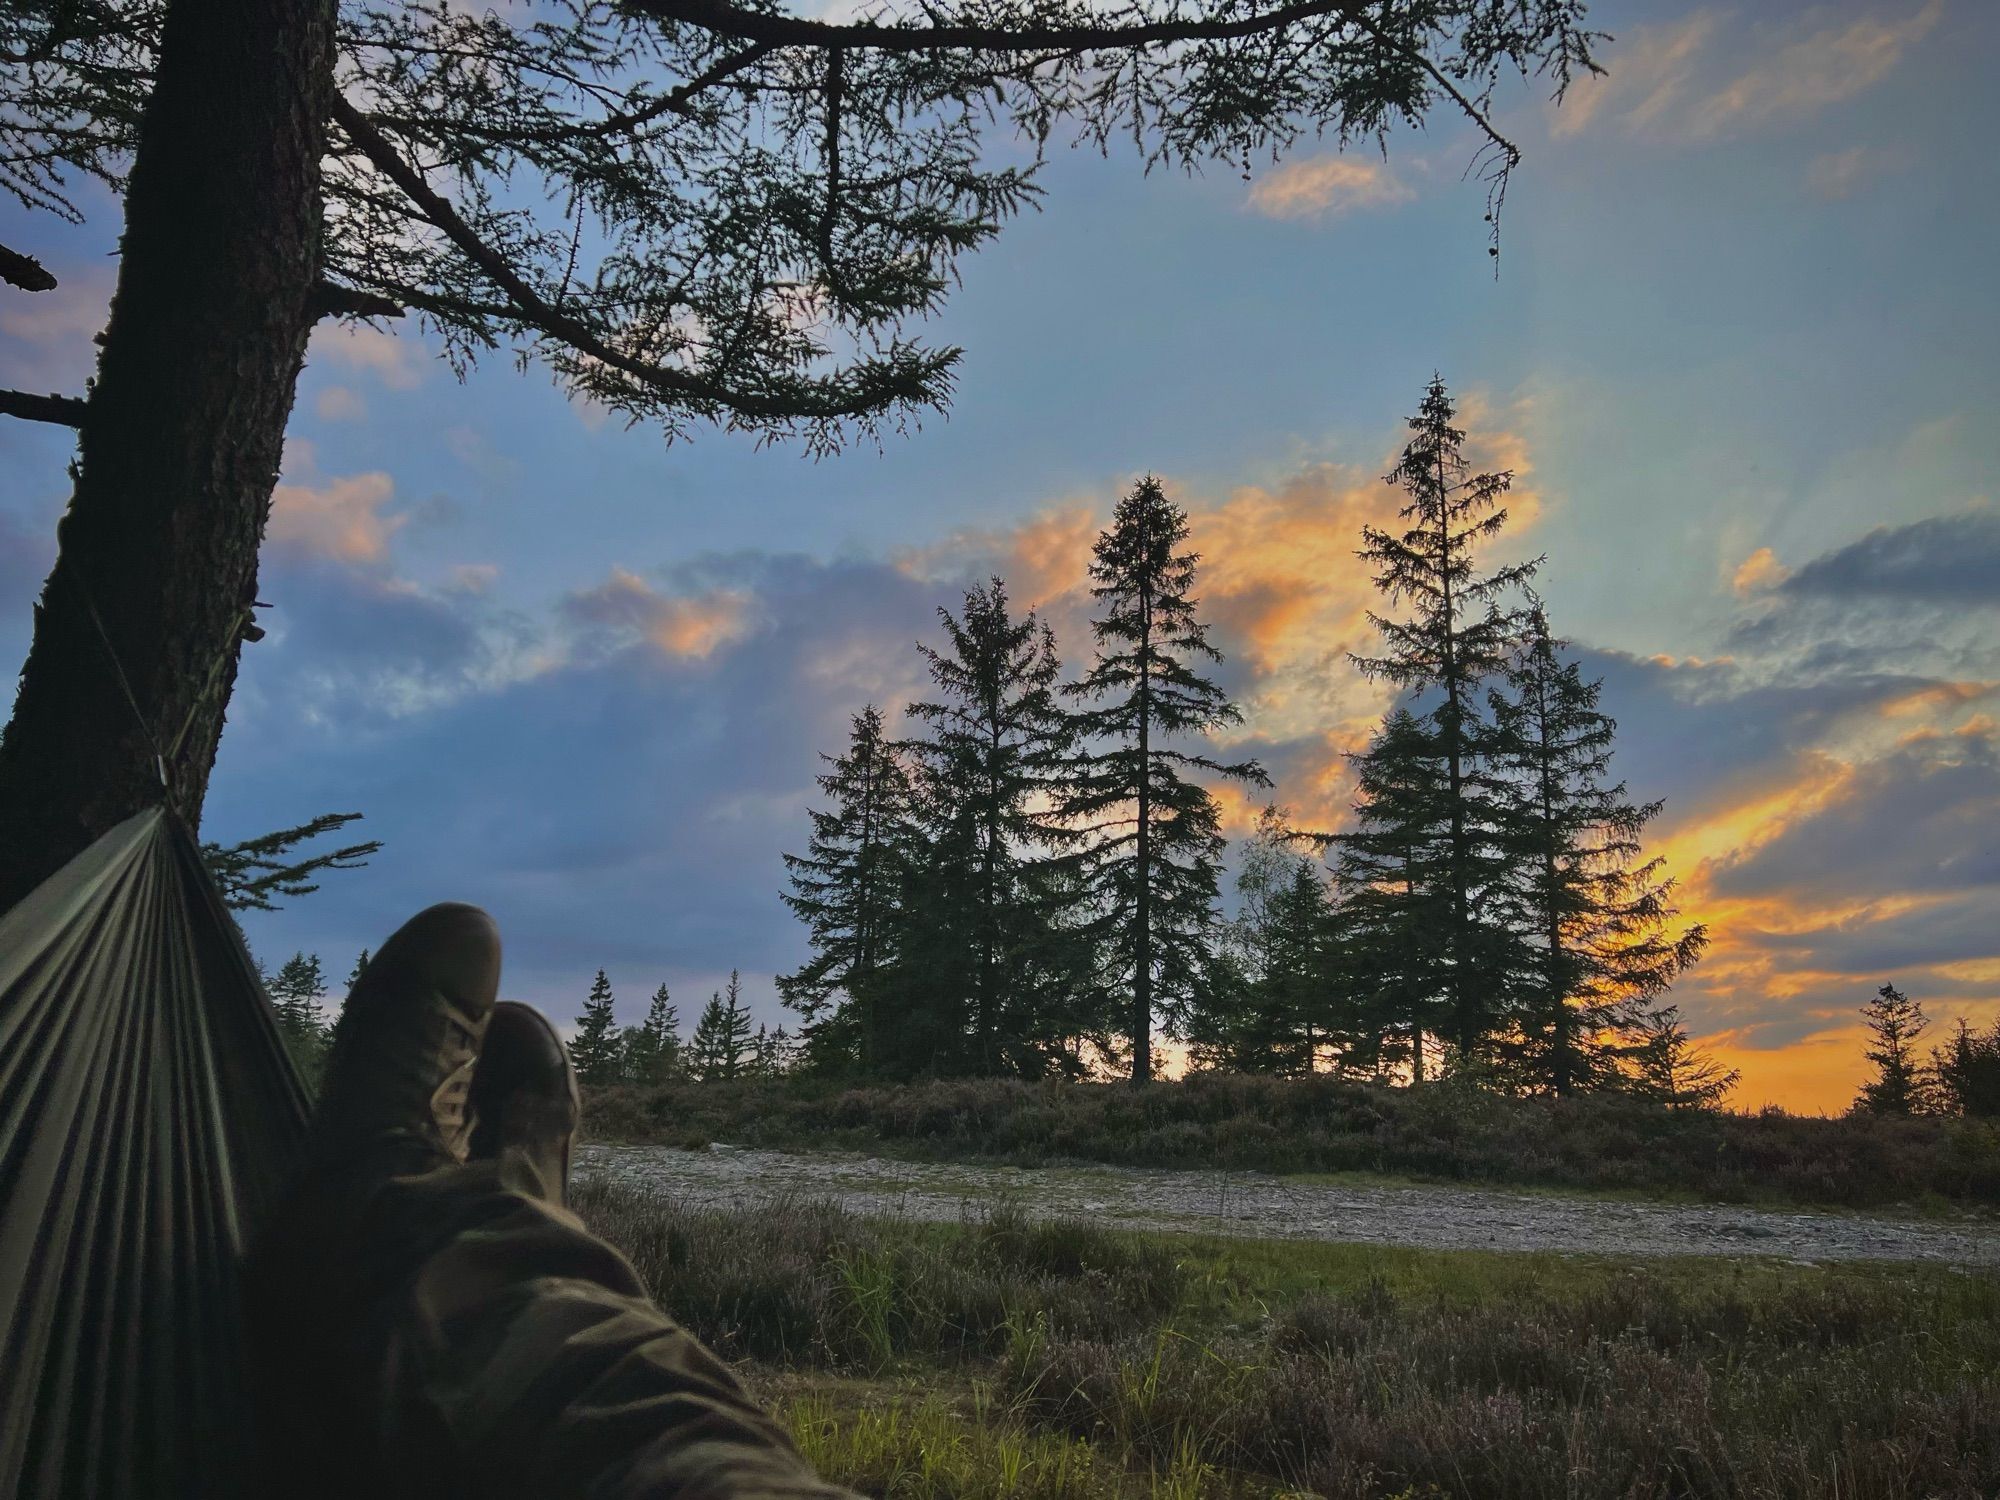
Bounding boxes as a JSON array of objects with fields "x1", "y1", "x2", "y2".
[
  {"x1": 0, "y1": 388, "x2": 86, "y2": 427},
  {"x1": 329, "y1": 94, "x2": 902, "y2": 422},
  {"x1": 0, "y1": 242, "x2": 58, "y2": 292}
]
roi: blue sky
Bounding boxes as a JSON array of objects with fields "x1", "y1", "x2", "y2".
[{"x1": 3, "y1": 0, "x2": 1995, "y2": 1109}]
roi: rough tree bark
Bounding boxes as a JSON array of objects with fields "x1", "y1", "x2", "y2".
[{"x1": 0, "y1": 0, "x2": 336, "y2": 912}]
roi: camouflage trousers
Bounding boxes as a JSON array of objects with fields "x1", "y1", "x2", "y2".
[{"x1": 246, "y1": 1145, "x2": 853, "y2": 1500}]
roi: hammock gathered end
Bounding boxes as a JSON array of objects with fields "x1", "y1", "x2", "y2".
[{"x1": 0, "y1": 808, "x2": 311, "y2": 1499}]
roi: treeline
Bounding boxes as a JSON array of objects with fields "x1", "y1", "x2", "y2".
[
  {"x1": 566, "y1": 968, "x2": 797, "y2": 1088},
  {"x1": 264, "y1": 949, "x2": 368, "y2": 1090},
  {"x1": 778, "y1": 379, "x2": 1720, "y2": 1101}
]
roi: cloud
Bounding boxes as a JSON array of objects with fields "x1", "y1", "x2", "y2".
[
  {"x1": 562, "y1": 567, "x2": 760, "y2": 661},
  {"x1": 1706, "y1": 721, "x2": 2000, "y2": 904},
  {"x1": 1557, "y1": 3, "x2": 1938, "y2": 144},
  {"x1": 0, "y1": 267, "x2": 114, "y2": 388},
  {"x1": 1731, "y1": 545, "x2": 1790, "y2": 596},
  {"x1": 1725, "y1": 510, "x2": 2000, "y2": 686},
  {"x1": 1697, "y1": 1, "x2": 1941, "y2": 138},
  {"x1": 314, "y1": 385, "x2": 366, "y2": 422},
  {"x1": 1246, "y1": 156, "x2": 1414, "y2": 221},
  {"x1": 311, "y1": 322, "x2": 427, "y2": 390},
  {"x1": 268, "y1": 469, "x2": 405, "y2": 564},
  {"x1": 1553, "y1": 12, "x2": 1720, "y2": 138},
  {"x1": 1806, "y1": 145, "x2": 1893, "y2": 200},
  {"x1": 215, "y1": 547, "x2": 946, "y2": 1026},
  {"x1": 1780, "y1": 509, "x2": 2000, "y2": 604},
  {"x1": 446, "y1": 563, "x2": 501, "y2": 595}
]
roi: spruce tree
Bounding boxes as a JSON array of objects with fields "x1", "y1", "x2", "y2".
[
  {"x1": 1491, "y1": 605, "x2": 1707, "y2": 1095},
  {"x1": 1622, "y1": 1004, "x2": 1738, "y2": 1110},
  {"x1": 780, "y1": 706, "x2": 917, "y2": 1072},
  {"x1": 1931, "y1": 1020, "x2": 2000, "y2": 1119},
  {"x1": 1060, "y1": 477, "x2": 1268, "y2": 1083},
  {"x1": 268, "y1": 952, "x2": 329, "y2": 1085},
  {"x1": 747, "y1": 1023, "x2": 797, "y2": 1078},
  {"x1": 689, "y1": 995, "x2": 727, "y2": 1082},
  {"x1": 1855, "y1": 983, "x2": 1931, "y2": 1116},
  {"x1": 690, "y1": 972, "x2": 756, "y2": 1082},
  {"x1": 1196, "y1": 810, "x2": 1345, "y2": 1075},
  {"x1": 1332, "y1": 708, "x2": 1453, "y2": 1082},
  {"x1": 905, "y1": 577, "x2": 1074, "y2": 1074},
  {"x1": 1352, "y1": 378, "x2": 1539, "y2": 1061},
  {"x1": 571, "y1": 970, "x2": 623, "y2": 1089},
  {"x1": 347, "y1": 949, "x2": 370, "y2": 989},
  {"x1": 625, "y1": 983, "x2": 682, "y2": 1086}
]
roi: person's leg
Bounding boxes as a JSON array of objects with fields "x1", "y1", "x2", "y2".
[{"x1": 245, "y1": 906, "x2": 850, "y2": 1500}]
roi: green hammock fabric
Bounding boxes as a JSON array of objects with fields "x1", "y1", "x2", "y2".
[{"x1": 0, "y1": 807, "x2": 310, "y2": 1499}]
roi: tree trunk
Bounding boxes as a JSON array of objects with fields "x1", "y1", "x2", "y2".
[
  {"x1": 1132, "y1": 581, "x2": 1153, "y2": 1085},
  {"x1": 0, "y1": 0, "x2": 335, "y2": 912}
]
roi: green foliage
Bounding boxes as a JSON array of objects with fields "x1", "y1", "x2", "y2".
[
  {"x1": 785, "y1": 1395, "x2": 1119, "y2": 1500},
  {"x1": 904, "y1": 578, "x2": 1081, "y2": 1076},
  {"x1": 690, "y1": 971, "x2": 756, "y2": 1082},
  {"x1": 1620, "y1": 1004, "x2": 1738, "y2": 1111},
  {"x1": 1347, "y1": 377, "x2": 1539, "y2": 1058},
  {"x1": 1059, "y1": 477, "x2": 1268, "y2": 1081},
  {"x1": 6, "y1": 0, "x2": 1603, "y2": 448},
  {"x1": 1192, "y1": 810, "x2": 1352, "y2": 1076},
  {"x1": 1330, "y1": 707, "x2": 1454, "y2": 1082},
  {"x1": 780, "y1": 706, "x2": 919, "y2": 1072},
  {"x1": 1855, "y1": 982, "x2": 1931, "y2": 1117},
  {"x1": 1489, "y1": 604, "x2": 1708, "y2": 1095},
  {"x1": 748, "y1": 1022, "x2": 799, "y2": 1079},
  {"x1": 621, "y1": 982, "x2": 683, "y2": 1087},
  {"x1": 199, "y1": 812, "x2": 381, "y2": 912},
  {"x1": 571, "y1": 969, "x2": 623, "y2": 1088},
  {"x1": 267, "y1": 950, "x2": 330, "y2": 1087},
  {"x1": 1931, "y1": 1018, "x2": 2000, "y2": 1120}
]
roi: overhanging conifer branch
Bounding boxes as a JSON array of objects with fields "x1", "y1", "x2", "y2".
[
  {"x1": 330, "y1": 92, "x2": 930, "y2": 424},
  {"x1": 0, "y1": 242, "x2": 58, "y2": 291}
]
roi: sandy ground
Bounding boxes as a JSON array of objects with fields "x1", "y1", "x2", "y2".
[{"x1": 578, "y1": 1143, "x2": 2000, "y2": 1267}]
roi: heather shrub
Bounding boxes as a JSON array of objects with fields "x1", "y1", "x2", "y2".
[{"x1": 583, "y1": 1073, "x2": 2000, "y2": 1208}]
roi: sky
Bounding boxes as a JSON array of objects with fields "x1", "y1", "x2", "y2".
[{"x1": 3, "y1": 0, "x2": 1996, "y2": 1113}]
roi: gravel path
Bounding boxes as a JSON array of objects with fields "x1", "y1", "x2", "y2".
[{"x1": 578, "y1": 1143, "x2": 2000, "y2": 1267}]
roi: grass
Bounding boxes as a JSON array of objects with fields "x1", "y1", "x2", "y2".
[
  {"x1": 583, "y1": 1072, "x2": 2000, "y2": 1210},
  {"x1": 575, "y1": 1177, "x2": 2000, "y2": 1499}
]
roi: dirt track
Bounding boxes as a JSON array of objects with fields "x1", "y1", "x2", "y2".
[{"x1": 578, "y1": 1143, "x2": 2000, "y2": 1267}]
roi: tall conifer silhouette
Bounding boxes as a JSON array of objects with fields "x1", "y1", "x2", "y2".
[
  {"x1": 571, "y1": 970, "x2": 622, "y2": 1087},
  {"x1": 1352, "y1": 377, "x2": 1539, "y2": 1059},
  {"x1": 1854, "y1": 983, "x2": 1931, "y2": 1116},
  {"x1": 1060, "y1": 477, "x2": 1267, "y2": 1083},
  {"x1": 906, "y1": 578, "x2": 1073, "y2": 1073},
  {"x1": 1333, "y1": 708, "x2": 1453, "y2": 1081},
  {"x1": 779, "y1": 706, "x2": 917, "y2": 1070},
  {"x1": 1490, "y1": 604, "x2": 1706, "y2": 1094}
]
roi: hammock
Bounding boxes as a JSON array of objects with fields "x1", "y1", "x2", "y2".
[{"x1": 0, "y1": 807, "x2": 310, "y2": 1499}]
